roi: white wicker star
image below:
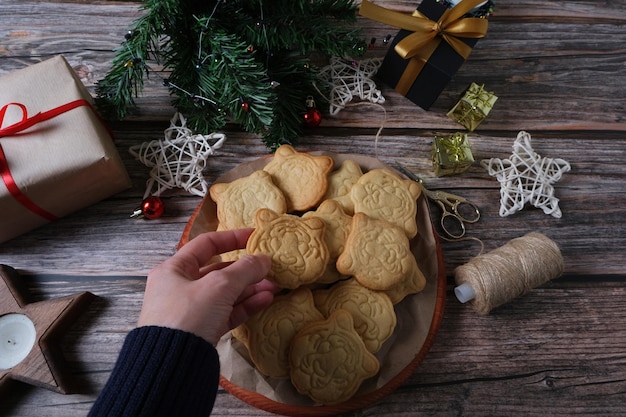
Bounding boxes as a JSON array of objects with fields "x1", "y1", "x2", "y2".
[
  {"x1": 481, "y1": 131, "x2": 571, "y2": 218},
  {"x1": 129, "y1": 113, "x2": 226, "y2": 199},
  {"x1": 319, "y1": 56, "x2": 385, "y2": 115}
]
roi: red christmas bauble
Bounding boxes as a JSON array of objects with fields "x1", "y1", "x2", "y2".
[
  {"x1": 141, "y1": 196, "x2": 165, "y2": 219},
  {"x1": 304, "y1": 107, "x2": 322, "y2": 127}
]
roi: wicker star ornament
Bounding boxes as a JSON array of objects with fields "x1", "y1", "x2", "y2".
[
  {"x1": 129, "y1": 113, "x2": 226, "y2": 199},
  {"x1": 319, "y1": 56, "x2": 385, "y2": 115},
  {"x1": 481, "y1": 131, "x2": 571, "y2": 218}
]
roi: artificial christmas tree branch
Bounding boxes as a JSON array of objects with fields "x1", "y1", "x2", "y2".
[{"x1": 96, "y1": 0, "x2": 366, "y2": 150}]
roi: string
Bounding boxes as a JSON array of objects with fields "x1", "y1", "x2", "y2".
[
  {"x1": 438, "y1": 234, "x2": 485, "y2": 255},
  {"x1": 196, "y1": 0, "x2": 223, "y2": 67},
  {"x1": 454, "y1": 232, "x2": 564, "y2": 314},
  {"x1": 259, "y1": 0, "x2": 271, "y2": 71}
]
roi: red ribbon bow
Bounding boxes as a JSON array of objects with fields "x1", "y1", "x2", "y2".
[{"x1": 0, "y1": 99, "x2": 92, "y2": 221}]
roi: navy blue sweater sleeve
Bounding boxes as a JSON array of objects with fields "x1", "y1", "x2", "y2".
[{"x1": 88, "y1": 326, "x2": 220, "y2": 417}]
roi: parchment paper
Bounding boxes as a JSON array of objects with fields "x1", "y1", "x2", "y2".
[{"x1": 184, "y1": 152, "x2": 441, "y2": 408}]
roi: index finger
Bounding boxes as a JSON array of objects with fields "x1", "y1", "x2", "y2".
[
  {"x1": 196, "y1": 254, "x2": 273, "y2": 306},
  {"x1": 175, "y1": 229, "x2": 254, "y2": 268}
]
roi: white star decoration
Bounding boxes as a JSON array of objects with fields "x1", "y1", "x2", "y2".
[
  {"x1": 481, "y1": 131, "x2": 571, "y2": 218},
  {"x1": 129, "y1": 113, "x2": 226, "y2": 199},
  {"x1": 319, "y1": 56, "x2": 385, "y2": 115}
]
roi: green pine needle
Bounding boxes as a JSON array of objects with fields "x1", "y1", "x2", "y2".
[{"x1": 96, "y1": 0, "x2": 365, "y2": 149}]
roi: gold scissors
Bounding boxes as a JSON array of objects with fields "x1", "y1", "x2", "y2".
[{"x1": 395, "y1": 165, "x2": 480, "y2": 239}]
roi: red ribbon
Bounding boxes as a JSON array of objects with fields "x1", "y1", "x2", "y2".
[{"x1": 0, "y1": 99, "x2": 92, "y2": 221}]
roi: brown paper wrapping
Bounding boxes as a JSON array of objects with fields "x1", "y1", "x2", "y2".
[
  {"x1": 180, "y1": 152, "x2": 446, "y2": 416},
  {"x1": 0, "y1": 55, "x2": 131, "y2": 243}
]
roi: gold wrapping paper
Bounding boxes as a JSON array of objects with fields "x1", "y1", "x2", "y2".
[
  {"x1": 0, "y1": 55, "x2": 131, "y2": 243},
  {"x1": 447, "y1": 82, "x2": 498, "y2": 131},
  {"x1": 432, "y1": 132, "x2": 474, "y2": 176}
]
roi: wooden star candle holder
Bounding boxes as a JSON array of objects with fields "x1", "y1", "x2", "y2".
[{"x1": 0, "y1": 264, "x2": 96, "y2": 394}]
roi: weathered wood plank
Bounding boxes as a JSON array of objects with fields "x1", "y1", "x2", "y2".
[
  {"x1": 1, "y1": 0, "x2": 625, "y2": 415},
  {"x1": 1, "y1": 127, "x2": 623, "y2": 277},
  {"x1": 2, "y1": 1, "x2": 626, "y2": 130},
  {"x1": 2, "y1": 278, "x2": 626, "y2": 416}
]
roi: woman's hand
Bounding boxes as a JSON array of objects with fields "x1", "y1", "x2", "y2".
[{"x1": 137, "y1": 229, "x2": 278, "y2": 345}]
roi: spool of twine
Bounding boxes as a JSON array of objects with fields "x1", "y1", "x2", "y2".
[{"x1": 454, "y1": 232, "x2": 564, "y2": 314}]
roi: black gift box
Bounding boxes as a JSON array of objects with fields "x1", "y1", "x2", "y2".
[{"x1": 376, "y1": 0, "x2": 479, "y2": 110}]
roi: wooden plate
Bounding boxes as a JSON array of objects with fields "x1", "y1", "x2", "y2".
[{"x1": 179, "y1": 152, "x2": 446, "y2": 416}]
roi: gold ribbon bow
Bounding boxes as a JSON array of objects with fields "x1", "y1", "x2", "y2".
[
  {"x1": 448, "y1": 83, "x2": 497, "y2": 130},
  {"x1": 359, "y1": 0, "x2": 489, "y2": 95},
  {"x1": 453, "y1": 101, "x2": 485, "y2": 130},
  {"x1": 464, "y1": 83, "x2": 495, "y2": 109},
  {"x1": 438, "y1": 133, "x2": 469, "y2": 163}
]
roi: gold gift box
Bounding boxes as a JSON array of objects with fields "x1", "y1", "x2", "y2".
[
  {"x1": 431, "y1": 132, "x2": 474, "y2": 177},
  {"x1": 0, "y1": 55, "x2": 132, "y2": 243},
  {"x1": 447, "y1": 83, "x2": 497, "y2": 131}
]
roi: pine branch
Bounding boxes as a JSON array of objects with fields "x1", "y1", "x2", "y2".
[
  {"x1": 96, "y1": 0, "x2": 365, "y2": 149},
  {"x1": 94, "y1": 2, "x2": 166, "y2": 119}
]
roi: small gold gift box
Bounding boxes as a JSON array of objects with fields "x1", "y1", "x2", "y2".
[
  {"x1": 431, "y1": 132, "x2": 474, "y2": 177},
  {"x1": 447, "y1": 83, "x2": 498, "y2": 131}
]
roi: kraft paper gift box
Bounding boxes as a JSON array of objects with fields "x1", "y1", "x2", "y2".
[
  {"x1": 0, "y1": 55, "x2": 132, "y2": 243},
  {"x1": 359, "y1": 0, "x2": 491, "y2": 110}
]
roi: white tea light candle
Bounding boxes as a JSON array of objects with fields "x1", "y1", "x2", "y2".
[{"x1": 0, "y1": 313, "x2": 36, "y2": 370}]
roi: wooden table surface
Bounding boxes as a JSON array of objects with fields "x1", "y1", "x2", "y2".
[{"x1": 1, "y1": 0, "x2": 625, "y2": 415}]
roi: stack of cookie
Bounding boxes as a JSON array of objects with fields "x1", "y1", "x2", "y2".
[{"x1": 209, "y1": 144, "x2": 428, "y2": 405}]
